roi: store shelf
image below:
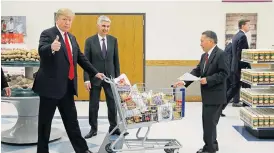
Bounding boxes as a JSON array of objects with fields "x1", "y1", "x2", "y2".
[
  {"x1": 241, "y1": 59, "x2": 274, "y2": 64},
  {"x1": 244, "y1": 123, "x2": 274, "y2": 139},
  {"x1": 241, "y1": 99, "x2": 274, "y2": 108},
  {"x1": 239, "y1": 49, "x2": 274, "y2": 139},
  {"x1": 1, "y1": 88, "x2": 37, "y2": 97},
  {"x1": 241, "y1": 118, "x2": 274, "y2": 130},
  {"x1": 1, "y1": 61, "x2": 40, "y2": 67},
  {"x1": 1, "y1": 43, "x2": 27, "y2": 49},
  {"x1": 240, "y1": 79, "x2": 274, "y2": 86}
]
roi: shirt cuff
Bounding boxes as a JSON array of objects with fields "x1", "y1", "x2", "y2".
[{"x1": 84, "y1": 81, "x2": 90, "y2": 83}]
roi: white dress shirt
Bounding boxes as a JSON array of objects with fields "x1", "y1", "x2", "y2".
[{"x1": 52, "y1": 25, "x2": 73, "y2": 55}]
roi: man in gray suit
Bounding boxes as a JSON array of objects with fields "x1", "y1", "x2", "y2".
[
  {"x1": 83, "y1": 15, "x2": 125, "y2": 139},
  {"x1": 175, "y1": 31, "x2": 229, "y2": 153}
]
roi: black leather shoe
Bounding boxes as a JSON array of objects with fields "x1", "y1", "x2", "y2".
[
  {"x1": 198, "y1": 144, "x2": 218, "y2": 152},
  {"x1": 221, "y1": 113, "x2": 226, "y2": 117},
  {"x1": 84, "y1": 130, "x2": 97, "y2": 139},
  {"x1": 109, "y1": 128, "x2": 129, "y2": 136},
  {"x1": 197, "y1": 149, "x2": 216, "y2": 153},
  {"x1": 85, "y1": 150, "x2": 92, "y2": 153},
  {"x1": 232, "y1": 103, "x2": 242, "y2": 107}
]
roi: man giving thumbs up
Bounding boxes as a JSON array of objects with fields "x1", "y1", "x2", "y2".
[
  {"x1": 32, "y1": 8, "x2": 104, "y2": 153},
  {"x1": 51, "y1": 35, "x2": 61, "y2": 52}
]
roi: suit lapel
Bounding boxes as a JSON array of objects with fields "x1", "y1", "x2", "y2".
[
  {"x1": 203, "y1": 46, "x2": 218, "y2": 74},
  {"x1": 94, "y1": 36, "x2": 104, "y2": 60}
]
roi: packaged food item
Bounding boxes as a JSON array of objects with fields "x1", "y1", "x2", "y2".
[
  {"x1": 265, "y1": 51, "x2": 271, "y2": 61},
  {"x1": 157, "y1": 103, "x2": 173, "y2": 121},
  {"x1": 264, "y1": 73, "x2": 270, "y2": 83},
  {"x1": 125, "y1": 97, "x2": 136, "y2": 110},
  {"x1": 259, "y1": 52, "x2": 265, "y2": 61},
  {"x1": 241, "y1": 49, "x2": 274, "y2": 62},
  {"x1": 151, "y1": 93, "x2": 164, "y2": 105},
  {"x1": 270, "y1": 72, "x2": 274, "y2": 83},
  {"x1": 172, "y1": 101, "x2": 182, "y2": 120},
  {"x1": 125, "y1": 110, "x2": 134, "y2": 124},
  {"x1": 271, "y1": 51, "x2": 274, "y2": 62},
  {"x1": 115, "y1": 74, "x2": 131, "y2": 91}
]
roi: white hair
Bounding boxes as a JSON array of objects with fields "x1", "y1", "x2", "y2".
[{"x1": 97, "y1": 15, "x2": 111, "y2": 25}]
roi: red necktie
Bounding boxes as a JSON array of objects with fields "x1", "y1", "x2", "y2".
[
  {"x1": 205, "y1": 53, "x2": 209, "y2": 64},
  {"x1": 203, "y1": 53, "x2": 209, "y2": 72},
  {"x1": 64, "y1": 32, "x2": 74, "y2": 80}
]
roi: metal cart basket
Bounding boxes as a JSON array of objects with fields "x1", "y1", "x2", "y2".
[{"x1": 104, "y1": 77, "x2": 185, "y2": 153}]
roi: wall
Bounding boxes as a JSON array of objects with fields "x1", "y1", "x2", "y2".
[
  {"x1": 2, "y1": 0, "x2": 274, "y2": 101},
  {"x1": 2, "y1": 1, "x2": 274, "y2": 58}
]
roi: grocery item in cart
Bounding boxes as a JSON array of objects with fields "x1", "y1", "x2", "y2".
[
  {"x1": 158, "y1": 103, "x2": 173, "y2": 121},
  {"x1": 114, "y1": 73, "x2": 131, "y2": 91}
]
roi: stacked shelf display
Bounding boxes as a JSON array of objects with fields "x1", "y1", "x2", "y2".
[
  {"x1": 1, "y1": 47, "x2": 62, "y2": 144},
  {"x1": 240, "y1": 49, "x2": 274, "y2": 139}
]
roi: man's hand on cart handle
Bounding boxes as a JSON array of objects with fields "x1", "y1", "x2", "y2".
[
  {"x1": 174, "y1": 81, "x2": 185, "y2": 87},
  {"x1": 95, "y1": 73, "x2": 105, "y2": 80}
]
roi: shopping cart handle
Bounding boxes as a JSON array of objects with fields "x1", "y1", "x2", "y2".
[{"x1": 103, "y1": 76, "x2": 112, "y2": 84}]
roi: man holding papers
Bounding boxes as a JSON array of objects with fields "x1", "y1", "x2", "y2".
[{"x1": 175, "y1": 31, "x2": 229, "y2": 153}]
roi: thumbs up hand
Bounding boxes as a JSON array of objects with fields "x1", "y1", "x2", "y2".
[{"x1": 51, "y1": 35, "x2": 61, "y2": 51}]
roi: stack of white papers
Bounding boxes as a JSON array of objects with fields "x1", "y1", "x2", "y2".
[{"x1": 177, "y1": 72, "x2": 200, "y2": 81}]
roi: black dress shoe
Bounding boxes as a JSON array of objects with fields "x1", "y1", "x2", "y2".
[
  {"x1": 109, "y1": 128, "x2": 129, "y2": 136},
  {"x1": 85, "y1": 150, "x2": 92, "y2": 153},
  {"x1": 84, "y1": 130, "x2": 97, "y2": 139},
  {"x1": 198, "y1": 144, "x2": 218, "y2": 152},
  {"x1": 221, "y1": 113, "x2": 226, "y2": 117},
  {"x1": 232, "y1": 103, "x2": 242, "y2": 107},
  {"x1": 197, "y1": 149, "x2": 216, "y2": 153}
]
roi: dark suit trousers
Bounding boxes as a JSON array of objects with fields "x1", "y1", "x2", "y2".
[
  {"x1": 37, "y1": 80, "x2": 88, "y2": 153},
  {"x1": 202, "y1": 104, "x2": 223, "y2": 152},
  {"x1": 232, "y1": 63, "x2": 251, "y2": 104},
  {"x1": 222, "y1": 71, "x2": 242, "y2": 111},
  {"x1": 89, "y1": 81, "x2": 117, "y2": 131}
]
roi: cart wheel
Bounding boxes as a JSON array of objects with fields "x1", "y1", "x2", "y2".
[
  {"x1": 173, "y1": 149, "x2": 180, "y2": 153},
  {"x1": 105, "y1": 143, "x2": 114, "y2": 153},
  {"x1": 164, "y1": 142, "x2": 177, "y2": 153}
]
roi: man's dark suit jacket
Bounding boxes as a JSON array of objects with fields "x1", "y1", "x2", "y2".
[
  {"x1": 32, "y1": 26, "x2": 99, "y2": 99},
  {"x1": 185, "y1": 46, "x2": 229, "y2": 105},
  {"x1": 1, "y1": 68, "x2": 9, "y2": 90},
  {"x1": 83, "y1": 34, "x2": 120, "y2": 86},
  {"x1": 231, "y1": 30, "x2": 250, "y2": 74}
]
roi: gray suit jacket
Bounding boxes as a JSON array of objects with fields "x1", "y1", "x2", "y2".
[
  {"x1": 184, "y1": 46, "x2": 229, "y2": 105},
  {"x1": 83, "y1": 34, "x2": 120, "y2": 86}
]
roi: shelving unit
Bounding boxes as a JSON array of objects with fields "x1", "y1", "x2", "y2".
[
  {"x1": 240, "y1": 49, "x2": 274, "y2": 139},
  {"x1": 1, "y1": 47, "x2": 62, "y2": 144}
]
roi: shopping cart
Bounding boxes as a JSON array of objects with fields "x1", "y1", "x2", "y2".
[{"x1": 104, "y1": 77, "x2": 185, "y2": 153}]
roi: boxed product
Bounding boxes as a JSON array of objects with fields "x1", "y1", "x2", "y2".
[
  {"x1": 241, "y1": 69, "x2": 274, "y2": 84},
  {"x1": 241, "y1": 49, "x2": 274, "y2": 62},
  {"x1": 240, "y1": 108, "x2": 274, "y2": 128},
  {"x1": 240, "y1": 88, "x2": 274, "y2": 106}
]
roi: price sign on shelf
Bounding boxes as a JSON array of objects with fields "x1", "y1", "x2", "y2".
[{"x1": 2, "y1": 67, "x2": 25, "y2": 76}]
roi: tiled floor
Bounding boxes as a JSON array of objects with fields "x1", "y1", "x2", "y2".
[{"x1": 1, "y1": 102, "x2": 274, "y2": 153}]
